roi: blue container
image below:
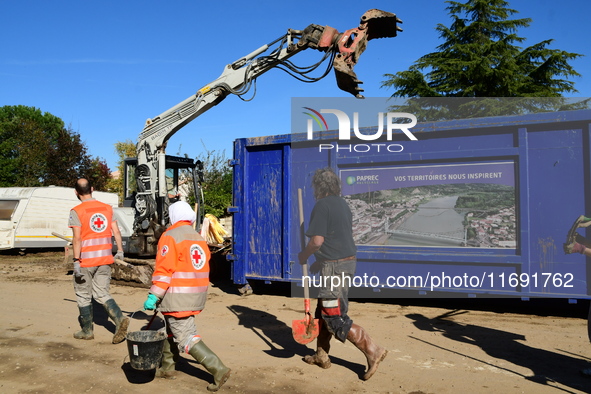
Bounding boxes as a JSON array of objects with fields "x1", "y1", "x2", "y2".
[{"x1": 229, "y1": 109, "x2": 591, "y2": 299}]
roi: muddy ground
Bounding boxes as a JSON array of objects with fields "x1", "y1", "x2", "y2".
[{"x1": 1, "y1": 249, "x2": 591, "y2": 394}]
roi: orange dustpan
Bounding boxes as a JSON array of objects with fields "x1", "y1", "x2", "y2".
[{"x1": 292, "y1": 188, "x2": 320, "y2": 344}]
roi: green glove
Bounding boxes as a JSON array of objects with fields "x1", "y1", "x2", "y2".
[{"x1": 143, "y1": 293, "x2": 159, "y2": 310}]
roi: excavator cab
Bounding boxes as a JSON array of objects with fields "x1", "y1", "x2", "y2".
[
  {"x1": 123, "y1": 156, "x2": 199, "y2": 205},
  {"x1": 123, "y1": 155, "x2": 203, "y2": 255}
]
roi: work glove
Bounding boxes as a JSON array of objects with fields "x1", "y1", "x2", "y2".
[
  {"x1": 73, "y1": 259, "x2": 83, "y2": 279},
  {"x1": 114, "y1": 250, "x2": 124, "y2": 261},
  {"x1": 143, "y1": 293, "x2": 160, "y2": 310},
  {"x1": 297, "y1": 251, "x2": 308, "y2": 265},
  {"x1": 309, "y1": 260, "x2": 322, "y2": 275}
]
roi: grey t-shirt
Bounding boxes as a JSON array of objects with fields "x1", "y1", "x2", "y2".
[
  {"x1": 306, "y1": 195, "x2": 357, "y2": 261},
  {"x1": 68, "y1": 199, "x2": 115, "y2": 227}
]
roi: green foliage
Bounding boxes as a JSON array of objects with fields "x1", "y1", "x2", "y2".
[
  {"x1": 0, "y1": 105, "x2": 63, "y2": 186},
  {"x1": 387, "y1": 97, "x2": 590, "y2": 123},
  {"x1": 45, "y1": 128, "x2": 89, "y2": 187},
  {"x1": 108, "y1": 140, "x2": 137, "y2": 201},
  {"x1": 196, "y1": 145, "x2": 232, "y2": 218},
  {"x1": 0, "y1": 105, "x2": 111, "y2": 190},
  {"x1": 84, "y1": 158, "x2": 112, "y2": 192},
  {"x1": 455, "y1": 187, "x2": 514, "y2": 212},
  {"x1": 382, "y1": 0, "x2": 582, "y2": 100}
]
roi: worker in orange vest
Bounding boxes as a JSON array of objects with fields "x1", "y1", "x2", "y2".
[
  {"x1": 143, "y1": 201, "x2": 230, "y2": 392},
  {"x1": 69, "y1": 178, "x2": 129, "y2": 344}
]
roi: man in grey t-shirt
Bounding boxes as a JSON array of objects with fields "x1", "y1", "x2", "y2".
[{"x1": 298, "y1": 167, "x2": 387, "y2": 381}]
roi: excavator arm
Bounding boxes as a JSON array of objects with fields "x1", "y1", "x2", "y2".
[
  {"x1": 129, "y1": 9, "x2": 402, "y2": 256},
  {"x1": 138, "y1": 10, "x2": 402, "y2": 150}
]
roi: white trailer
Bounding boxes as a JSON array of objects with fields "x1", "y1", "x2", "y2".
[{"x1": 0, "y1": 186, "x2": 119, "y2": 250}]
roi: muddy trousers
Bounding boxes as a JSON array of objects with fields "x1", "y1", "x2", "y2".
[{"x1": 72, "y1": 265, "x2": 129, "y2": 343}]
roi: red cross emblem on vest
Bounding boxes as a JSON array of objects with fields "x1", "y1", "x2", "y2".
[
  {"x1": 160, "y1": 245, "x2": 169, "y2": 257},
  {"x1": 89, "y1": 213, "x2": 108, "y2": 233},
  {"x1": 190, "y1": 244, "x2": 206, "y2": 270}
]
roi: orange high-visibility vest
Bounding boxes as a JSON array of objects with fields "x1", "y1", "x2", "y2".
[
  {"x1": 150, "y1": 221, "x2": 210, "y2": 317},
  {"x1": 71, "y1": 200, "x2": 115, "y2": 268}
]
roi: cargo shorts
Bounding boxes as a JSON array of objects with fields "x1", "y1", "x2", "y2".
[{"x1": 314, "y1": 256, "x2": 356, "y2": 342}]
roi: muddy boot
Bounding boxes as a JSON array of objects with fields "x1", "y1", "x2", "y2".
[
  {"x1": 189, "y1": 340, "x2": 231, "y2": 392},
  {"x1": 347, "y1": 323, "x2": 387, "y2": 380},
  {"x1": 303, "y1": 324, "x2": 332, "y2": 369},
  {"x1": 155, "y1": 336, "x2": 179, "y2": 379},
  {"x1": 73, "y1": 305, "x2": 94, "y2": 340},
  {"x1": 103, "y1": 298, "x2": 129, "y2": 344}
]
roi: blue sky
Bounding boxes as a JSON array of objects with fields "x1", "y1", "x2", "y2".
[{"x1": 2, "y1": 0, "x2": 589, "y2": 171}]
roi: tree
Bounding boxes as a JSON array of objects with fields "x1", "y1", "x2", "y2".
[
  {"x1": 107, "y1": 140, "x2": 137, "y2": 201},
  {"x1": 0, "y1": 105, "x2": 111, "y2": 189},
  {"x1": 196, "y1": 147, "x2": 232, "y2": 218},
  {"x1": 45, "y1": 127, "x2": 90, "y2": 187},
  {"x1": 84, "y1": 157, "x2": 112, "y2": 192},
  {"x1": 382, "y1": 0, "x2": 582, "y2": 99},
  {"x1": 0, "y1": 105, "x2": 63, "y2": 186}
]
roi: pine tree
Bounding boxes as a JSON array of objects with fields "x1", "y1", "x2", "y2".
[{"x1": 382, "y1": 0, "x2": 582, "y2": 98}]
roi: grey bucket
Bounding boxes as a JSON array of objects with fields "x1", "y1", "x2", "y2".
[{"x1": 126, "y1": 330, "x2": 167, "y2": 370}]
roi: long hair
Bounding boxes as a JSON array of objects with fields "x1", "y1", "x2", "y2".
[{"x1": 312, "y1": 167, "x2": 341, "y2": 200}]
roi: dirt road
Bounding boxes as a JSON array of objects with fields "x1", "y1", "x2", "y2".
[{"x1": 1, "y1": 250, "x2": 591, "y2": 393}]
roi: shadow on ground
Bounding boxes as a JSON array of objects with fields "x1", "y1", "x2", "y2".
[{"x1": 407, "y1": 310, "x2": 591, "y2": 393}]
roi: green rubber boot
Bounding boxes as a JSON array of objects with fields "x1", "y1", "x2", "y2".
[
  {"x1": 73, "y1": 305, "x2": 94, "y2": 340},
  {"x1": 103, "y1": 299, "x2": 129, "y2": 344},
  {"x1": 155, "y1": 336, "x2": 179, "y2": 379},
  {"x1": 188, "y1": 340, "x2": 231, "y2": 392}
]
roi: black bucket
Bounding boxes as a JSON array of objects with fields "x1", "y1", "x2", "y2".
[{"x1": 126, "y1": 330, "x2": 167, "y2": 370}]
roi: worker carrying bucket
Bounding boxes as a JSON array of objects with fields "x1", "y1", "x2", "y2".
[{"x1": 142, "y1": 201, "x2": 231, "y2": 392}]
